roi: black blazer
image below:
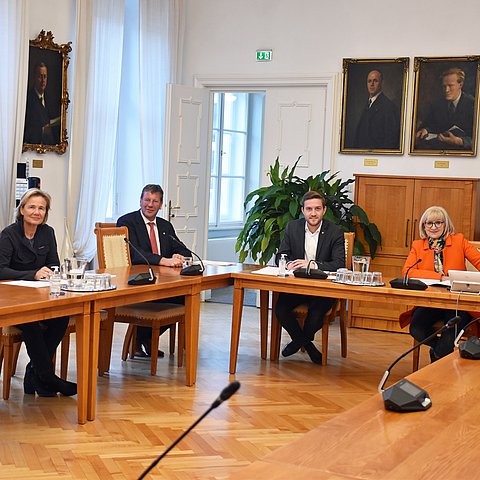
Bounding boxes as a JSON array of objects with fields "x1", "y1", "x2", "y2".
[
  {"x1": 0, "y1": 220, "x2": 60, "y2": 280},
  {"x1": 117, "y1": 210, "x2": 191, "y2": 265},
  {"x1": 276, "y1": 218, "x2": 345, "y2": 271}
]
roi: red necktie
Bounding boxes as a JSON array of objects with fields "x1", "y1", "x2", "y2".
[{"x1": 148, "y1": 222, "x2": 159, "y2": 254}]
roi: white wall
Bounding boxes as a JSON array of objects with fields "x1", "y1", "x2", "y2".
[
  {"x1": 182, "y1": 0, "x2": 480, "y2": 183},
  {"x1": 21, "y1": 0, "x2": 76, "y2": 251}
]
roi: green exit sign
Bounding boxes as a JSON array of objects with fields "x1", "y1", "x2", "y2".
[{"x1": 256, "y1": 50, "x2": 272, "y2": 62}]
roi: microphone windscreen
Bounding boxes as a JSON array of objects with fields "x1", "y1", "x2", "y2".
[{"x1": 219, "y1": 381, "x2": 241, "y2": 402}]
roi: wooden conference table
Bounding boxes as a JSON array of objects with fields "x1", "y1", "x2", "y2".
[
  {"x1": 230, "y1": 351, "x2": 480, "y2": 479},
  {"x1": 229, "y1": 271, "x2": 480, "y2": 373}
]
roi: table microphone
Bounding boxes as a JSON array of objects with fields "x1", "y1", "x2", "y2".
[
  {"x1": 137, "y1": 381, "x2": 240, "y2": 479},
  {"x1": 123, "y1": 238, "x2": 156, "y2": 285},
  {"x1": 378, "y1": 315, "x2": 460, "y2": 412},
  {"x1": 390, "y1": 259, "x2": 428, "y2": 290},
  {"x1": 293, "y1": 259, "x2": 328, "y2": 279},
  {"x1": 454, "y1": 316, "x2": 480, "y2": 359},
  {"x1": 167, "y1": 233, "x2": 205, "y2": 276}
]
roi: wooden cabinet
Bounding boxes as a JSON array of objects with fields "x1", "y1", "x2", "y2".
[{"x1": 350, "y1": 174, "x2": 480, "y2": 332}]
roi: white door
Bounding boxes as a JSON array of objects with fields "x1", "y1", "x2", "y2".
[
  {"x1": 163, "y1": 84, "x2": 210, "y2": 257},
  {"x1": 261, "y1": 85, "x2": 329, "y2": 182}
]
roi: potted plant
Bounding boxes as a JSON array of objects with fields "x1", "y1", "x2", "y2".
[{"x1": 236, "y1": 158, "x2": 381, "y2": 265}]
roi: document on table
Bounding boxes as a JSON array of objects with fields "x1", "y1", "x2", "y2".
[
  {"x1": 251, "y1": 266, "x2": 294, "y2": 276},
  {"x1": 411, "y1": 277, "x2": 451, "y2": 287},
  {"x1": 203, "y1": 260, "x2": 237, "y2": 266},
  {"x1": 1, "y1": 280, "x2": 50, "y2": 288}
]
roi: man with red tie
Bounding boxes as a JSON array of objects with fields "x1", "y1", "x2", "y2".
[{"x1": 117, "y1": 184, "x2": 191, "y2": 356}]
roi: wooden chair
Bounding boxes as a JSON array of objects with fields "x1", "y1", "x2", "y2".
[
  {"x1": 0, "y1": 319, "x2": 76, "y2": 400},
  {"x1": 94, "y1": 223, "x2": 185, "y2": 376},
  {"x1": 271, "y1": 231, "x2": 355, "y2": 366},
  {"x1": 411, "y1": 240, "x2": 480, "y2": 372}
]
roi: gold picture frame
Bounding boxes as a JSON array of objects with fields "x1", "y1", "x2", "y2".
[
  {"x1": 340, "y1": 57, "x2": 409, "y2": 155},
  {"x1": 410, "y1": 56, "x2": 480, "y2": 156},
  {"x1": 22, "y1": 30, "x2": 71, "y2": 155}
]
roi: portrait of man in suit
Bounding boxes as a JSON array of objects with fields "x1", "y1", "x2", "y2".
[
  {"x1": 340, "y1": 58, "x2": 408, "y2": 154},
  {"x1": 411, "y1": 58, "x2": 480, "y2": 155}
]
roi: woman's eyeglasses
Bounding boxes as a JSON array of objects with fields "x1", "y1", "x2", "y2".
[{"x1": 424, "y1": 221, "x2": 444, "y2": 229}]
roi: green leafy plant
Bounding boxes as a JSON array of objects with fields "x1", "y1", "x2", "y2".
[{"x1": 236, "y1": 158, "x2": 381, "y2": 265}]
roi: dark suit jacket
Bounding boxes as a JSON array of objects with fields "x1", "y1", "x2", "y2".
[
  {"x1": 354, "y1": 92, "x2": 400, "y2": 149},
  {"x1": 0, "y1": 220, "x2": 60, "y2": 280},
  {"x1": 418, "y1": 91, "x2": 475, "y2": 150},
  {"x1": 116, "y1": 210, "x2": 191, "y2": 265},
  {"x1": 276, "y1": 218, "x2": 345, "y2": 271},
  {"x1": 23, "y1": 88, "x2": 57, "y2": 145}
]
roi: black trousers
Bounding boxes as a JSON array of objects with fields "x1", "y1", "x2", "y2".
[
  {"x1": 16, "y1": 316, "x2": 69, "y2": 376},
  {"x1": 136, "y1": 296, "x2": 185, "y2": 344},
  {"x1": 275, "y1": 293, "x2": 336, "y2": 347},
  {"x1": 409, "y1": 307, "x2": 471, "y2": 359}
]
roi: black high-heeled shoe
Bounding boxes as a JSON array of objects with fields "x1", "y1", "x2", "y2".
[
  {"x1": 38, "y1": 371, "x2": 77, "y2": 397},
  {"x1": 24, "y1": 364, "x2": 57, "y2": 397}
]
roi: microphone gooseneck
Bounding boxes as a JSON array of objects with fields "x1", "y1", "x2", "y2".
[
  {"x1": 378, "y1": 315, "x2": 460, "y2": 393},
  {"x1": 123, "y1": 237, "x2": 156, "y2": 283},
  {"x1": 403, "y1": 258, "x2": 422, "y2": 285},
  {"x1": 137, "y1": 382, "x2": 240, "y2": 480}
]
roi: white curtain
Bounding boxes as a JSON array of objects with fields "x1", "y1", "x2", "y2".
[
  {"x1": 68, "y1": 0, "x2": 126, "y2": 260},
  {"x1": 0, "y1": 1, "x2": 28, "y2": 229},
  {"x1": 138, "y1": 0, "x2": 185, "y2": 183}
]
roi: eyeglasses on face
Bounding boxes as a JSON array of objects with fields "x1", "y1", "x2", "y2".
[{"x1": 424, "y1": 221, "x2": 444, "y2": 229}]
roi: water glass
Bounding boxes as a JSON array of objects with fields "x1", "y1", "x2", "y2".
[
  {"x1": 344, "y1": 270, "x2": 353, "y2": 283},
  {"x1": 335, "y1": 268, "x2": 348, "y2": 283},
  {"x1": 362, "y1": 272, "x2": 373, "y2": 285},
  {"x1": 352, "y1": 255, "x2": 371, "y2": 273},
  {"x1": 372, "y1": 272, "x2": 383, "y2": 286},
  {"x1": 352, "y1": 271, "x2": 362, "y2": 284}
]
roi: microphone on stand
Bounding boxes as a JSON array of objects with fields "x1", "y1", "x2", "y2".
[
  {"x1": 454, "y1": 316, "x2": 480, "y2": 359},
  {"x1": 378, "y1": 315, "x2": 461, "y2": 412},
  {"x1": 293, "y1": 259, "x2": 328, "y2": 279},
  {"x1": 137, "y1": 381, "x2": 240, "y2": 480},
  {"x1": 390, "y1": 258, "x2": 428, "y2": 290},
  {"x1": 123, "y1": 238, "x2": 156, "y2": 285},
  {"x1": 167, "y1": 233, "x2": 205, "y2": 276}
]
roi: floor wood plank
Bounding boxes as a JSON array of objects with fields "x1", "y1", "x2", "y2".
[{"x1": 0, "y1": 302, "x2": 427, "y2": 479}]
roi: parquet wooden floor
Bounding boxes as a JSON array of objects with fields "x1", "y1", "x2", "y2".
[{"x1": 0, "y1": 302, "x2": 428, "y2": 479}]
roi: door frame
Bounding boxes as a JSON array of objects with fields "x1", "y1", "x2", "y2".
[{"x1": 193, "y1": 73, "x2": 339, "y2": 174}]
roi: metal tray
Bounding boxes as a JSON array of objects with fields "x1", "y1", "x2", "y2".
[{"x1": 61, "y1": 284, "x2": 117, "y2": 293}]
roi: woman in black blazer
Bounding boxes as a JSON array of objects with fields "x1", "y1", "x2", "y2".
[{"x1": 0, "y1": 189, "x2": 76, "y2": 397}]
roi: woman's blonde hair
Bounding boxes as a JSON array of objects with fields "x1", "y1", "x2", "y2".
[
  {"x1": 16, "y1": 188, "x2": 51, "y2": 224},
  {"x1": 418, "y1": 206, "x2": 455, "y2": 239}
]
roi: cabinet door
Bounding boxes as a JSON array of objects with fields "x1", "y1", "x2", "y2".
[
  {"x1": 413, "y1": 180, "x2": 475, "y2": 242},
  {"x1": 355, "y1": 176, "x2": 415, "y2": 256}
]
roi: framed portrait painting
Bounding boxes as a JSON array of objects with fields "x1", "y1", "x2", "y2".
[
  {"x1": 22, "y1": 30, "x2": 71, "y2": 155},
  {"x1": 340, "y1": 57, "x2": 409, "y2": 155},
  {"x1": 410, "y1": 56, "x2": 480, "y2": 156}
]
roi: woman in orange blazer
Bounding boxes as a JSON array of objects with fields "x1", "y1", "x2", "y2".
[{"x1": 402, "y1": 206, "x2": 480, "y2": 362}]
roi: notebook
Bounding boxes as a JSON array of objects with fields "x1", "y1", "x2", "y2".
[{"x1": 449, "y1": 270, "x2": 480, "y2": 294}]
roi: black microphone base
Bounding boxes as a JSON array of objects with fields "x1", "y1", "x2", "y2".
[
  {"x1": 382, "y1": 379, "x2": 432, "y2": 412},
  {"x1": 390, "y1": 278, "x2": 428, "y2": 290},
  {"x1": 459, "y1": 337, "x2": 480, "y2": 359},
  {"x1": 180, "y1": 264, "x2": 203, "y2": 276},
  {"x1": 128, "y1": 273, "x2": 156, "y2": 285},
  {"x1": 293, "y1": 268, "x2": 328, "y2": 280}
]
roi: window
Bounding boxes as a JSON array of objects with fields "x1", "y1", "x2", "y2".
[{"x1": 209, "y1": 92, "x2": 264, "y2": 230}]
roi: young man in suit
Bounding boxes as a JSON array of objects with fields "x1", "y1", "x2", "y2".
[
  {"x1": 275, "y1": 191, "x2": 345, "y2": 364},
  {"x1": 117, "y1": 184, "x2": 191, "y2": 357}
]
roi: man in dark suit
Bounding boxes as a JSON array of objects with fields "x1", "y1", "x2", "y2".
[
  {"x1": 23, "y1": 63, "x2": 59, "y2": 145},
  {"x1": 415, "y1": 67, "x2": 474, "y2": 150},
  {"x1": 117, "y1": 184, "x2": 191, "y2": 356},
  {"x1": 354, "y1": 69, "x2": 400, "y2": 149},
  {"x1": 275, "y1": 191, "x2": 345, "y2": 364}
]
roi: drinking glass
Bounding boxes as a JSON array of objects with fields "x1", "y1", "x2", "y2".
[
  {"x1": 352, "y1": 255, "x2": 371, "y2": 273},
  {"x1": 372, "y1": 272, "x2": 383, "y2": 286}
]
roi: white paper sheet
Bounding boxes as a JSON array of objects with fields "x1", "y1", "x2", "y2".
[{"x1": 1, "y1": 280, "x2": 50, "y2": 288}]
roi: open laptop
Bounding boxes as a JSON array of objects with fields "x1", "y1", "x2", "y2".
[{"x1": 449, "y1": 270, "x2": 480, "y2": 294}]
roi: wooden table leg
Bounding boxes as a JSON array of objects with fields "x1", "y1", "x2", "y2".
[
  {"x1": 259, "y1": 290, "x2": 269, "y2": 360},
  {"x1": 184, "y1": 290, "x2": 201, "y2": 386},
  {"x1": 86, "y1": 308, "x2": 101, "y2": 421},
  {"x1": 74, "y1": 306, "x2": 91, "y2": 424},
  {"x1": 270, "y1": 292, "x2": 281, "y2": 361},
  {"x1": 230, "y1": 282, "x2": 245, "y2": 374}
]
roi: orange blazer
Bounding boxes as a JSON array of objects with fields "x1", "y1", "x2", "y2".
[{"x1": 402, "y1": 233, "x2": 480, "y2": 280}]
